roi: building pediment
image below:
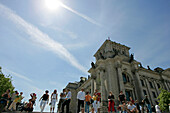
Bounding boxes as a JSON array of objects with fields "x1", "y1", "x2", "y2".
[{"x1": 94, "y1": 40, "x2": 130, "y2": 61}]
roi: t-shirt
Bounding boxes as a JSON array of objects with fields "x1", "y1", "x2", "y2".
[
  {"x1": 94, "y1": 92, "x2": 101, "y2": 101},
  {"x1": 17, "y1": 95, "x2": 23, "y2": 103},
  {"x1": 155, "y1": 105, "x2": 161, "y2": 112},
  {"x1": 14, "y1": 95, "x2": 20, "y2": 102},
  {"x1": 119, "y1": 94, "x2": 125, "y2": 101},
  {"x1": 42, "y1": 94, "x2": 49, "y2": 100},
  {"x1": 108, "y1": 95, "x2": 114, "y2": 102},
  {"x1": 144, "y1": 98, "x2": 150, "y2": 104},
  {"x1": 128, "y1": 105, "x2": 136, "y2": 110},
  {"x1": 85, "y1": 95, "x2": 92, "y2": 102}
]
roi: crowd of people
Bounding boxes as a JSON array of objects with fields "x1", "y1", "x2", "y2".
[
  {"x1": 0, "y1": 89, "x2": 162, "y2": 113},
  {"x1": 57, "y1": 89, "x2": 162, "y2": 113},
  {"x1": 0, "y1": 89, "x2": 37, "y2": 113}
]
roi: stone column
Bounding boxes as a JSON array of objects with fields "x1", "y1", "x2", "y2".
[
  {"x1": 164, "y1": 81, "x2": 169, "y2": 91},
  {"x1": 116, "y1": 64, "x2": 125, "y2": 94},
  {"x1": 91, "y1": 78, "x2": 94, "y2": 95},
  {"x1": 132, "y1": 70, "x2": 144, "y2": 102},
  {"x1": 99, "y1": 68, "x2": 108, "y2": 113},
  {"x1": 153, "y1": 80, "x2": 160, "y2": 96},
  {"x1": 145, "y1": 78, "x2": 154, "y2": 105}
]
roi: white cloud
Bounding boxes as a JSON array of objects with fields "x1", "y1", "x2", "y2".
[{"x1": 0, "y1": 3, "x2": 87, "y2": 74}]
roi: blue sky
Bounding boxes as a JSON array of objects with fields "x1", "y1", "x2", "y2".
[{"x1": 0, "y1": 0, "x2": 170, "y2": 112}]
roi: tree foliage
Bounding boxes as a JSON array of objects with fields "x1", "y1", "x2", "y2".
[
  {"x1": 157, "y1": 88, "x2": 170, "y2": 112},
  {"x1": 0, "y1": 67, "x2": 15, "y2": 98}
]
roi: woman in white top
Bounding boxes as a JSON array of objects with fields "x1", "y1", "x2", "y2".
[{"x1": 50, "y1": 89, "x2": 58, "y2": 113}]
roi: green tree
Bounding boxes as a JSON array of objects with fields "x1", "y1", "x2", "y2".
[
  {"x1": 157, "y1": 88, "x2": 170, "y2": 112},
  {"x1": 0, "y1": 67, "x2": 15, "y2": 98}
]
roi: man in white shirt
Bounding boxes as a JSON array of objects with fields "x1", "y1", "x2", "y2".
[
  {"x1": 61, "y1": 89, "x2": 71, "y2": 113},
  {"x1": 77, "y1": 88, "x2": 85, "y2": 113},
  {"x1": 155, "y1": 104, "x2": 161, "y2": 113},
  {"x1": 127, "y1": 102, "x2": 137, "y2": 113}
]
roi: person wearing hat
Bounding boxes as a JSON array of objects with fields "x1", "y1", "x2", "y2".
[
  {"x1": 39, "y1": 90, "x2": 49, "y2": 113},
  {"x1": 50, "y1": 89, "x2": 58, "y2": 113}
]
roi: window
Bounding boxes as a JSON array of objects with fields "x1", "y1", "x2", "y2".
[
  {"x1": 157, "y1": 83, "x2": 161, "y2": 89},
  {"x1": 152, "y1": 92, "x2": 157, "y2": 98},
  {"x1": 143, "y1": 90, "x2": 147, "y2": 96},
  {"x1": 123, "y1": 73, "x2": 127, "y2": 83},
  {"x1": 125, "y1": 90, "x2": 133, "y2": 101},
  {"x1": 149, "y1": 81, "x2": 154, "y2": 88},
  {"x1": 141, "y1": 80, "x2": 145, "y2": 86},
  {"x1": 122, "y1": 73, "x2": 130, "y2": 83}
]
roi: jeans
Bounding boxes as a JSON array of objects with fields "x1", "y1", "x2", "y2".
[
  {"x1": 40, "y1": 100, "x2": 47, "y2": 113},
  {"x1": 62, "y1": 99, "x2": 70, "y2": 113},
  {"x1": 146, "y1": 104, "x2": 152, "y2": 113},
  {"x1": 77, "y1": 99, "x2": 84, "y2": 113},
  {"x1": 85, "y1": 102, "x2": 90, "y2": 113}
]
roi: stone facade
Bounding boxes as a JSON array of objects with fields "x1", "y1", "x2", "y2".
[{"x1": 62, "y1": 40, "x2": 170, "y2": 113}]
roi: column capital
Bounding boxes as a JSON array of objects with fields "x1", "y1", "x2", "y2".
[{"x1": 115, "y1": 60, "x2": 122, "y2": 68}]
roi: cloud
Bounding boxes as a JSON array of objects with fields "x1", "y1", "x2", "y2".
[
  {"x1": 59, "y1": 2, "x2": 102, "y2": 27},
  {"x1": 3, "y1": 68, "x2": 33, "y2": 82},
  {"x1": 0, "y1": 3, "x2": 87, "y2": 74}
]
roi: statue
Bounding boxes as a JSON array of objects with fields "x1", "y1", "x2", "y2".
[
  {"x1": 147, "y1": 65, "x2": 151, "y2": 70},
  {"x1": 139, "y1": 63, "x2": 143, "y2": 68},
  {"x1": 129, "y1": 54, "x2": 134, "y2": 63},
  {"x1": 91, "y1": 62, "x2": 95, "y2": 69},
  {"x1": 100, "y1": 53, "x2": 105, "y2": 59}
]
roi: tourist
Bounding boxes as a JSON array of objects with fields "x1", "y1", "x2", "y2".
[
  {"x1": 108, "y1": 91, "x2": 115, "y2": 113},
  {"x1": 90, "y1": 107, "x2": 96, "y2": 113},
  {"x1": 77, "y1": 88, "x2": 85, "y2": 113},
  {"x1": 143, "y1": 95, "x2": 152, "y2": 113},
  {"x1": 58, "y1": 89, "x2": 66, "y2": 112},
  {"x1": 127, "y1": 101, "x2": 137, "y2": 113},
  {"x1": 119, "y1": 101, "x2": 127, "y2": 113},
  {"x1": 129, "y1": 97, "x2": 134, "y2": 105},
  {"x1": 85, "y1": 92, "x2": 92, "y2": 113},
  {"x1": 8, "y1": 91, "x2": 19, "y2": 111},
  {"x1": 39, "y1": 90, "x2": 49, "y2": 113},
  {"x1": 61, "y1": 89, "x2": 71, "y2": 113},
  {"x1": 20, "y1": 99, "x2": 33, "y2": 113},
  {"x1": 0, "y1": 89, "x2": 11, "y2": 112},
  {"x1": 118, "y1": 91, "x2": 126, "y2": 104},
  {"x1": 134, "y1": 100, "x2": 141, "y2": 113},
  {"x1": 16, "y1": 92, "x2": 24, "y2": 110},
  {"x1": 7, "y1": 90, "x2": 17, "y2": 109},
  {"x1": 92, "y1": 94, "x2": 98, "y2": 113},
  {"x1": 94, "y1": 89, "x2": 101, "y2": 113},
  {"x1": 155, "y1": 104, "x2": 161, "y2": 113},
  {"x1": 30, "y1": 93, "x2": 37, "y2": 105},
  {"x1": 79, "y1": 108, "x2": 85, "y2": 113},
  {"x1": 50, "y1": 89, "x2": 58, "y2": 113}
]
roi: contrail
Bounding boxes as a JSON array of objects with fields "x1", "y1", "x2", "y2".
[
  {"x1": 59, "y1": 2, "x2": 102, "y2": 27},
  {"x1": 4, "y1": 68, "x2": 33, "y2": 82},
  {"x1": 0, "y1": 3, "x2": 87, "y2": 74}
]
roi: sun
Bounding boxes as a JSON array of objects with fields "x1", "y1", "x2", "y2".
[{"x1": 44, "y1": 0, "x2": 61, "y2": 11}]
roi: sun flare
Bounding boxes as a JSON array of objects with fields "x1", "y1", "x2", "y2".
[{"x1": 44, "y1": 0, "x2": 61, "y2": 11}]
